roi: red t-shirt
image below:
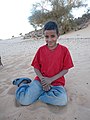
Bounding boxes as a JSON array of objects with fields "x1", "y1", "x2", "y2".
[{"x1": 31, "y1": 43, "x2": 74, "y2": 86}]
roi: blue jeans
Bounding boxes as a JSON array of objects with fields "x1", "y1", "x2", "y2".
[{"x1": 15, "y1": 80, "x2": 67, "y2": 106}]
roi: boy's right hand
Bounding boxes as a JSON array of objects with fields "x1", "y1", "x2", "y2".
[{"x1": 41, "y1": 77, "x2": 51, "y2": 91}]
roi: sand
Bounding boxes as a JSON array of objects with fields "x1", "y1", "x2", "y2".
[{"x1": 0, "y1": 25, "x2": 90, "y2": 120}]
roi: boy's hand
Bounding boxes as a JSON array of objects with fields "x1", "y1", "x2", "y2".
[
  {"x1": 41, "y1": 77, "x2": 52, "y2": 85},
  {"x1": 41, "y1": 77, "x2": 51, "y2": 91},
  {"x1": 42, "y1": 84, "x2": 51, "y2": 91}
]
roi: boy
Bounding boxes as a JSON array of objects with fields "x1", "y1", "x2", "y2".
[{"x1": 13, "y1": 21, "x2": 74, "y2": 106}]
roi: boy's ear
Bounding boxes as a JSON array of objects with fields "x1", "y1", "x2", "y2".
[
  {"x1": 58, "y1": 32, "x2": 60, "y2": 36},
  {"x1": 57, "y1": 32, "x2": 60, "y2": 38}
]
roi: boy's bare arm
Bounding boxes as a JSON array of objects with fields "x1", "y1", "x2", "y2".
[
  {"x1": 34, "y1": 68, "x2": 50, "y2": 91},
  {"x1": 34, "y1": 68, "x2": 44, "y2": 80},
  {"x1": 40, "y1": 69, "x2": 68, "y2": 86},
  {"x1": 50, "y1": 69, "x2": 68, "y2": 83},
  {"x1": 34, "y1": 68, "x2": 68, "y2": 84}
]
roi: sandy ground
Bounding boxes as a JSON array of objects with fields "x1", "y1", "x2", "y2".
[{"x1": 0, "y1": 25, "x2": 90, "y2": 120}]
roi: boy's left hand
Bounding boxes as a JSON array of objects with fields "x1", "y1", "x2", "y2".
[
  {"x1": 42, "y1": 84, "x2": 51, "y2": 91},
  {"x1": 41, "y1": 77, "x2": 51, "y2": 91}
]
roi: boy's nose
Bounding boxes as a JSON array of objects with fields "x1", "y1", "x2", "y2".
[{"x1": 48, "y1": 37, "x2": 52, "y2": 41}]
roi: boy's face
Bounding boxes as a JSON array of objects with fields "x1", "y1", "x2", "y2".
[{"x1": 44, "y1": 30, "x2": 59, "y2": 49}]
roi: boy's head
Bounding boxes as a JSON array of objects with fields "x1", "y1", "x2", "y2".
[
  {"x1": 43, "y1": 20, "x2": 59, "y2": 35},
  {"x1": 43, "y1": 20, "x2": 59, "y2": 50}
]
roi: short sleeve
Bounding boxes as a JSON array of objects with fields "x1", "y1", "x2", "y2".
[
  {"x1": 31, "y1": 49, "x2": 41, "y2": 70},
  {"x1": 63, "y1": 48, "x2": 74, "y2": 70}
]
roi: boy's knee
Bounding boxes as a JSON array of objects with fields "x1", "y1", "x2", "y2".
[
  {"x1": 62, "y1": 100, "x2": 67, "y2": 106},
  {"x1": 60, "y1": 97, "x2": 68, "y2": 106},
  {"x1": 16, "y1": 95, "x2": 36, "y2": 106}
]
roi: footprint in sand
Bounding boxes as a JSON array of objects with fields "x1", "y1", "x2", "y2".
[
  {"x1": 27, "y1": 101, "x2": 67, "y2": 114},
  {"x1": 5, "y1": 80, "x2": 11, "y2": 85},
  {"x1": 0, "y1": 85, "x2": 9, "y2": 94},
  {"x1": 7, "y1": 86, "x2": 22, "y2": 107},
  {"x1": 0, "y1": 87, "x2": 5, "y2": 94},
  {"x1": 26, "y1": 101, "x2": 47, "y2": 111},
  {"x1": 76, "y1": 93, "x2": 90, "y2": 108},
  {"x1": 7, "y1": 86, "x2": 16, "y2": 95}
]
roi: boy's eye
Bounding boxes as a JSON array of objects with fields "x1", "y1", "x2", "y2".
[
  {"x1": 45, "y1": 35, "x2": 55, "y2": 38},
  {"x1": 51, "y1": 35, "x2": 55, "y2": 38},
  {"x1": 45, "y1": 35, "x2": 49, "y2": 38}
]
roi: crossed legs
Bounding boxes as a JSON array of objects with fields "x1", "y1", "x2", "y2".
[{"x1": 14, "y1": 80, "x2": 67, "y2": 106}]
